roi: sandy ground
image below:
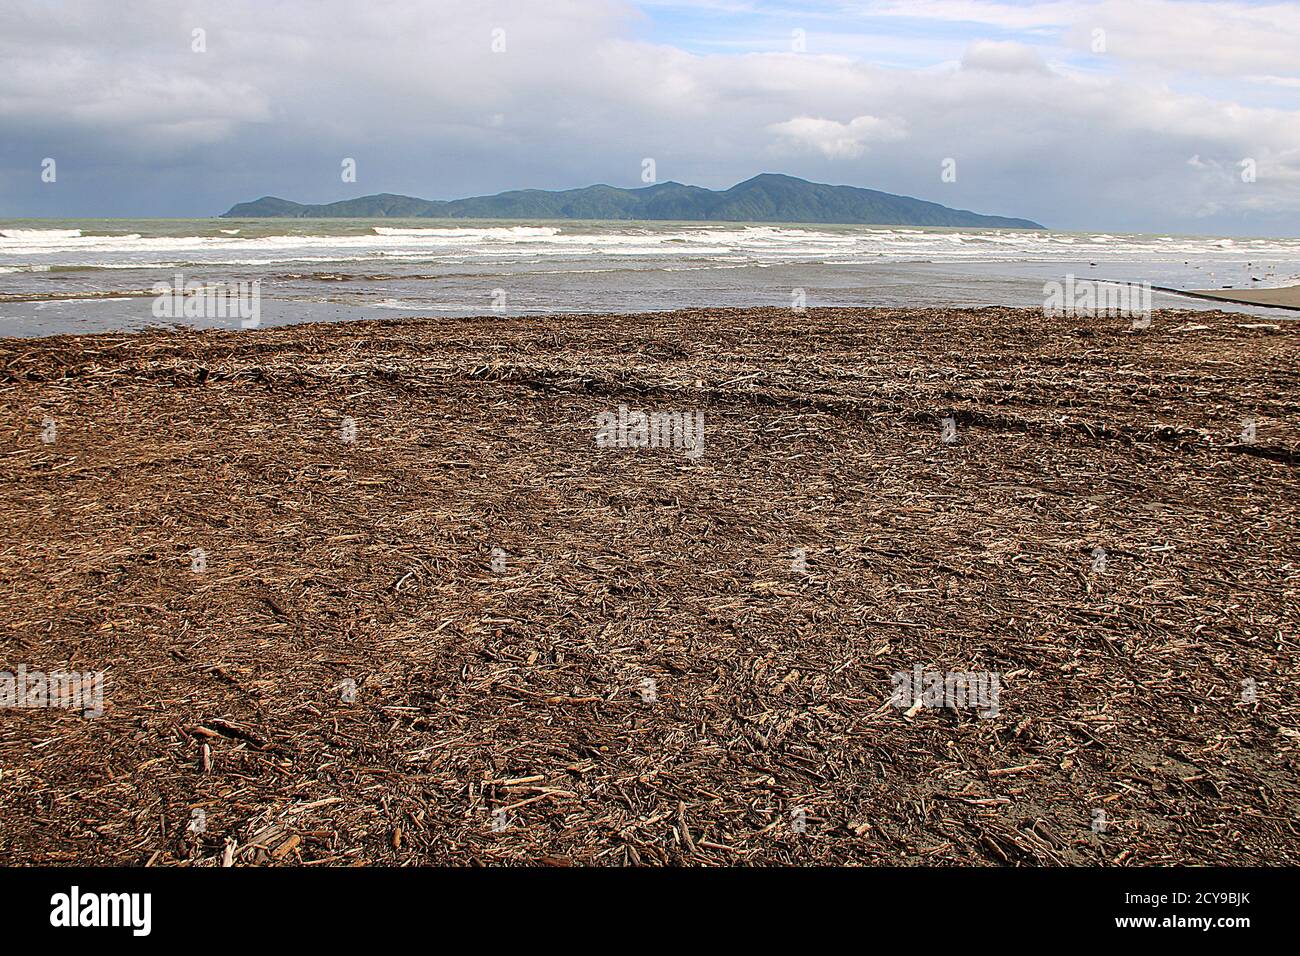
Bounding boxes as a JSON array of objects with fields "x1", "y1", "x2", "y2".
[
  {"x1": 0, "y1": 306, "x2": 1296, "y2": 866},
  {"x1": 1178, "y1": 284, "x2": 1300, "y2": 310}
]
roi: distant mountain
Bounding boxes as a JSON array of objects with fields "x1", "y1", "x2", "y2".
[{"x1": 222, "y1": 174, "x2": 1044, "y2": 228}]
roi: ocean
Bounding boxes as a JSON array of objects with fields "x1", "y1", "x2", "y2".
[{"x1": 2, "y1": 218, "x2": 1298, "y2": 337}]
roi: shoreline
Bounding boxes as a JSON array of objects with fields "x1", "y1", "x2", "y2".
[
  {"x1": 1, "y1": 306, "x2": 1296, "y2": 865},
  {"x1": 3, "y1": 298, "x2": 1300, "y2": 342}
]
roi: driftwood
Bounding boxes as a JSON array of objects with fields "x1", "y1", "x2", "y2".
[{"x1": 0, "y1": 306, "x2": 1296, "y2": 866}]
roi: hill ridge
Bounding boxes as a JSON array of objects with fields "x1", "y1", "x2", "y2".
[{"x1": 222, "y1": 174, "x2": 1044, "y2": 228}]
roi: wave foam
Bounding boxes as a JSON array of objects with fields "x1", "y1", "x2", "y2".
[
  {"x1": 0, "y1": 228, "x2": 83, "y2": 240},
  {"x1": 372, "y1": 226, "x2": 562, "y2": 239}
]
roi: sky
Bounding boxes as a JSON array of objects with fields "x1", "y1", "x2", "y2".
[{"x1": 1, "y1": 0, "x2": 1297, "y2": 234}]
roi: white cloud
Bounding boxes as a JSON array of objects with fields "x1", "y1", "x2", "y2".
[
  {"x1": 862, "y1": 0, "x2": 1300, "y2": 80},
  {"x1": 1245, "y1": 75, "x2": 1300, "y2": 89},
  {"x1": 959, "y1": 40, "x2": 1051, "y2": 74},
  {"x1": 863, "y1": 0, "x2": 1085, "y2": 31},
  {"x1": 767, "y1": 114, "x2": 906, "y2": 158},
  {"x1": 0, "y1": 0, "x2": 1296, "y2": 233}
]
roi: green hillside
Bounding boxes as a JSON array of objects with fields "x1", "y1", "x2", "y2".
[{"x1": 222, "y1": 173, "x2": 1043, "y2": 228}]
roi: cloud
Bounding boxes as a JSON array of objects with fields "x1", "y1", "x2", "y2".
[
  {"x1": 1245, "y1": 75, "x2": 1300, "y2": 89},
  {"x1": 767, "y1": 114, "x2": 906, "y2": 158},
  {"x1": 863, "y1": 0, "x2": 1300, "y2": 81},
  {"x1": 0, "y1": 0, "x2": 1295, "y2": 235},
  {"x1": 960, "y1": 40, "x2": 1051, "y2": 74}
]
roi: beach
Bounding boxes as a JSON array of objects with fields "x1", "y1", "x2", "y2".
[{"x1": 0, "y1": 305, "x2": 1297, "y2": 866}]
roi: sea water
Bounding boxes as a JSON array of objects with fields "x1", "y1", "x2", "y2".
[{"x1": 2, "y1": 218, "x2": 1298, "y2": 336}]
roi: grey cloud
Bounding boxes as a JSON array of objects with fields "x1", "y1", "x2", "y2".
[{"x1": 0, "y1": 0, "x2": 1296, "y2": 235}]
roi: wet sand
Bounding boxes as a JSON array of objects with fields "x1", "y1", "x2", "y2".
[{"x1": 1170, "y1": 283, "x2": 1300, "y2": 311}]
